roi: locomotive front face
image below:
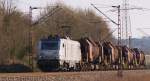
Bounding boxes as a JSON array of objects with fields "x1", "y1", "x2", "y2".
[{"x1": 38, "y1": 39, "x2": 60, "y2": 60}]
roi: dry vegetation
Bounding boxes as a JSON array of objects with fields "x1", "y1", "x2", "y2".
[
  {"x1": 33, "y1": 3, "x2": 114, "y2": 43},
  {"x1": 0, "y1": 0, "x2": 30, "y2": 65},
  {"x1": 0, "y1": 0, "x2": 114, "y2": 68}
]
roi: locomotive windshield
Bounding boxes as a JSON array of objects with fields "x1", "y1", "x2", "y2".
[{"x1": 41, "y1": 41, "x2": 59, "y2": 50}]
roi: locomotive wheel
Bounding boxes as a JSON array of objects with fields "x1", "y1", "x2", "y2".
[{"x1": 60, "y1": 62, "x2": 69, "y2": 72}]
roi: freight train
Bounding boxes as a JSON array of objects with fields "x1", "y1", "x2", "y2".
[{"x1": 37, "y1": 36, "x2": 146, "y2": 71}]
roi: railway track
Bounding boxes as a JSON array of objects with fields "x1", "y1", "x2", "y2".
[{"x1": 0, "y1": 70, "x2": 150, "y2": 81}]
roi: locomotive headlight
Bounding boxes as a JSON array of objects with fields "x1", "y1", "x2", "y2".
[
  {"x1": 38, "y1": 55, "x2": 42, "y2": 59},
  {"x1": 55, "y1": 55, "x2": 59, "y2": 59},
  {"x1": 39, "y1": 56, "x2": 42, "y2": 59},
  {"x1": 39, "y1": 53, "x2": 44, "y2": 58}
]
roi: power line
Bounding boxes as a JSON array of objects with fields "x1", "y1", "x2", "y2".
[
  {"x1": 91, "y1": 4, "x2": 118, "y2": 25},
  {"x1": 136, "y1": 28, "x2": 150, "y2": 36},
  {"x1": 32, "y1": 6, "x2": 62, "y2": 25},
  {"x1": 91, "y1": 4, "x2": 122, "y2": 46}
]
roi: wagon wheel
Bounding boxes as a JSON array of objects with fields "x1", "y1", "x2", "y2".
[{"x1": 81, "y1": 63, "x2": 87, "y2": 71}]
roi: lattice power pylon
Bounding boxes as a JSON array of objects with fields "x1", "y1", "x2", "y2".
[{"x1": 122, "y1": 0, "x2": 130, "y2": 46}]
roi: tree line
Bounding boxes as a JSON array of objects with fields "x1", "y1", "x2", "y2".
[{"x1": 0, "y1": 1, "x2": 114, "y2": 65}]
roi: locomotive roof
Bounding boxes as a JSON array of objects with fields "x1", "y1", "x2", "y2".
[
  {"x1": 40, "y1": 36, "x2": 79, "y2": 44},
  {"x1": 40, "y1": 35, "x2": 64, "y2": 41}
]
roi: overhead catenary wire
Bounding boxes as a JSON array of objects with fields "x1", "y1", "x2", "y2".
[
  {"x1": 32, "y1": 6, "x2": 62, "y2": 25},
  {"x1": 91, "y1": 3, "x2": 118, "y2": 26}
]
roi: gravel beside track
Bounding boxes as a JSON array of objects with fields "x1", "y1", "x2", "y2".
[{"x1": 0, "y1": 70, "x2": 150, "y2": 81}]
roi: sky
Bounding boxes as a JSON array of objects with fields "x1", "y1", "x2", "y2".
[{"x1": 15, "y1": 0, "x2": 150, "y2": 38}]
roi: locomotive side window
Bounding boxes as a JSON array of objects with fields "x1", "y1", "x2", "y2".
[{"x1": 63, "y1": 43, "x2": 65, "y2": 48}]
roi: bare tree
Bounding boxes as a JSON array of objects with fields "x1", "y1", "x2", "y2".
[
  {"x1": 34, "y1": 3, "x2": 112, "y2": 41},
  {"x1": 0, "y1": 0, "x2": 29, "y2": 64}
]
